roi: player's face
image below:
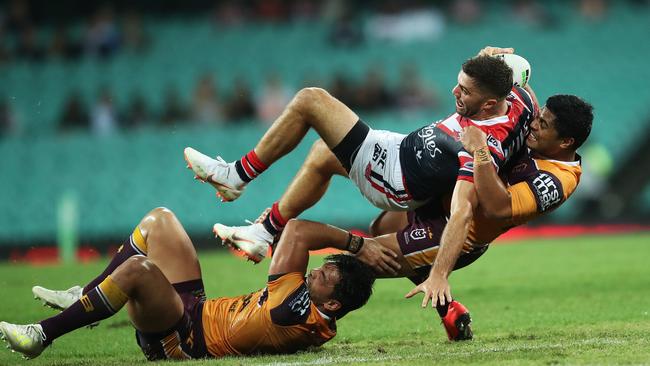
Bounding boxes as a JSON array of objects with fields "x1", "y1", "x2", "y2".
[
  {"x1": 306, "y1": 263, "x2": 341, "y2": 305},
  {"x1": 527, "y1": 107, "x2": 563, "y2": 156},
  {"x1": 452, "y1": 71, "x2": 488, "y2": 118}
]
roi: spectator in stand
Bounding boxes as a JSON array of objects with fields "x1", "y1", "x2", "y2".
[
  {"x1": 84, "y1": 4, "x2": 121, "y2": 59},
  {"x1": 212, "y1": 1, "x2": 247, "y2": 27},
  {"x1": 124, "y1": 92, "x2": 150, "y2": 129},
  {"x1": 396, "y1": 63, "x2": 440, "y2": 113},
  {"x1": 255, "y1": 73, "x2": 292, "y2": 125},
  {"x1": 48, "y1": 25, "x2": 82, "y2": 61},
  {"x1": 449, "y1": 0, "x2": 482, "y2": 24},
  {"x1": 58, "y1": 91, "x2": 89, "y2": 133},
  {"x1": 122, "y1": 9, "x2": 149, "y2": 53},
  {"x1": 161, "y1": 85, "x2": 189, "y2": 127},
  {"x1": 15, "y1": 24, "x2": 44, "y2": 62},
  {"x1": 579, "y1": 0, "x2": 607, "y2": 21},
  {"x1": 1, "y1": 97, "x2": 18, "y2": 138},
  {"x1": 355, "y1": 65, "x2": 395, "y2": 112},
  {"x1": 91, "y1": 87, "x2": 118, "y2": 136},
  {"x1": 224, "y1": 77, "x2": 255, "y2": 123},
  {"x1": 191, "y1": 73, "x2": 223, "y2": 124},
  {"x1": 328, "y1": 72, "x2": 357, "y2": 108}
]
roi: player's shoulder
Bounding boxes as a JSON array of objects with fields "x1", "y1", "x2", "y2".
[
  {"x1": 508, "y1": 86, "x2": 536, "y2": 113},
  {"x1": 267, "y1": 273, "x2": 313, "y2": 326}
]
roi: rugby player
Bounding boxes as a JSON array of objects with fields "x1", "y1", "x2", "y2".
[
  {"x1": 353, "y1": 93, "x2": 591, "y2": 340},
  {"x1": 183, "y1": 46, "x2": 537, "y2": 328},
  {"x1": 0, "y1": 208, "x2": 375, "y2": 360},
  {"x1": 182, "y1": 46, "x2": 538, "y2": 267}
]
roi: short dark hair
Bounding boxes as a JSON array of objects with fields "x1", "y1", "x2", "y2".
[
  {"x1": 325, "y1": 254, "x2": 375, "y2": 318},
  {"x1": 545, "y1": 94, "x2": 593, "y2": 150},
  {"x1": 462, "y1": 55, "x2": 513, "y2": 99}
]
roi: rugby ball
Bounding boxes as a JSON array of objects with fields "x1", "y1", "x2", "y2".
[{"x1": 495, "y1": 53, "x2": 531, "y2": 88}]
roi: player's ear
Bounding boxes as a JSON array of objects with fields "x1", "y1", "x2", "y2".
[
  {"x1": 323, "y1": 299, "x2": 342, "y2": 313},
  {"x1": 559, "y1": 137, "x2": 575, "y2": 150},
  {"x1": 482, "y1": 97, "x2": 497, "y2": 111}
]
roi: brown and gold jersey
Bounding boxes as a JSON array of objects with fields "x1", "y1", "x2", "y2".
[
  {"x1": 201, "y1": 272, "x2": 336, "y2": 357},
  {"x1": 468, "y1": 150, "x2": 582, "y2": 246}
]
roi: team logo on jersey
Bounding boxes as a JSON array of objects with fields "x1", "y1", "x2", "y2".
[
  {"x1": 530, "y1": 173, "x2": 562, "y2": 211},
  {"x1": 417, "y1": 127, "x2": 442, "y2": 159},
  {"x1": 486, "y1": 134, "x2": 504, "y2": 157}
]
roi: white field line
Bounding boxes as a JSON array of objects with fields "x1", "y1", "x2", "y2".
[{"x1": 265, "y1": 337, "x2": 628, "y2": 366}]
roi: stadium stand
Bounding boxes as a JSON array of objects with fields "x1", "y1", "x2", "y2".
[{"x1": 1, "y1": 1, "x2": 649, "y2": 245}]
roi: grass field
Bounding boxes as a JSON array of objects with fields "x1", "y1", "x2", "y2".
[{"x1": 1, "y1": 233, "x2": 649, "y2": 365}]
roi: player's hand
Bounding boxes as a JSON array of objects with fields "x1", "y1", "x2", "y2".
[
  {"x1": 404, "y1": 272, "x2": 452, "y2": 308},
  {"x1": 355, "y1": 238, "x2": 401, "y2": 276},
  {"x1": 460, "y1": 126, "x2": 488, "y2": 154},
  {"x1": 478, "y1": 46, "x2": 514, "y2": 57}
]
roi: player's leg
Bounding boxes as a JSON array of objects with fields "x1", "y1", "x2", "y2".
[
  {"x1": 1, "y1": 256, "x2": 184, "y2": 359},
  {"x1": 33, "y1": 207, "x2": 201, "y2": 310},
  {"x1": 184, "y1": 87, "x2": 360, "y2": 202},
  {"x1": 213, "y1": 140, "x2": 348, "y2": 261},
  {"x1": 369, "y1": 211, "x2": 409, "y2": 237}
]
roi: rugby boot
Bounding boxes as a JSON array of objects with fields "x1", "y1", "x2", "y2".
[
  {"x1": 213, "y1": 223, "x2": 273, "y2": 263},
  {"x1": 32, "y1": 285, "x2": 82, "y2": 311},
  {"x1": 183, "y1": 147, "x2": 245, "y2": 202},
  {"x1": 441, "y1": 300, "x2": 473, "y2": 341},
  {"x1": 0, "y1": 322, "x2": 46, "y2": 359}
]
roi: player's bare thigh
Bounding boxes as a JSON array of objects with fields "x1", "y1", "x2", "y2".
[
  {"x1": 296, "y1": 88, "x2": 360, "y2": 148},
  {"x1": 369, "y1": 211, "x2": 409, "y2": 236},
  {"x1": 112, "y1": 256, "x2": 185, "y2": 333},
  {"x1": 372, "y1": 233, "x2": 416, "y2": 278},
  {"x1": 137, "y1": 207, "x2": 202, "y2": 284}
]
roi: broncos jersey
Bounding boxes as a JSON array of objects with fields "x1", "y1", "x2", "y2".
[
  {"x1": 468, "y1": 149, "x2": 582, "y2": 246},
  {"x1": 201, "y1": 272, "x2": 336, "y2": 357},
  {"x1": 399, "y1": 86, "x2": 537, "y2": 201}
]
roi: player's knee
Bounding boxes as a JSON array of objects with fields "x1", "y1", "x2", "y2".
[
  {"x1": 282, "y1": 219, "x2": 310, "y2": 245},
  {"x1": 150, "y1": 207, "x2": 176, "y2": 222},
  {"x1": 119, "y1": 255, "x2": 157, "y2": 282},
  {"x1": 293, "y1": 87, "x2": 331, "y2": 113}
]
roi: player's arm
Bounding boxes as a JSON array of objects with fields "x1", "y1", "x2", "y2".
[
  {"x1": 460, "y1": 126, "x2": 512, "y2": 219},
  {"x1": 405, "y1": 180, "x2": 478, "y2": 307},
  {"x1": 268, "y1": 220, "x2": 400, "y2": 276}
]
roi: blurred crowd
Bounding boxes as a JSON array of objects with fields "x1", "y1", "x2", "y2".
[
  {"x1": 13, "y1": 62, "x2": 437, "y2": 136},
  {"x1": 1, "y1": 0, "x2": 647, "y2": 138},
  {"x1": 1, "y1": 0, "x2": 636, "y2": 65}
]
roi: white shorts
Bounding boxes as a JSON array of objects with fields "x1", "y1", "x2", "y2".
[{"x1": 349, "y1": 129, "x2": 427, "y2": 211}]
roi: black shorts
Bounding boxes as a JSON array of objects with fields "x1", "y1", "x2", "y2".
[
  {"x1": 397, "y1": 210, "x2": 489, "y2": 284},
  {"x1": 135, "y1": 279, "x2": 209, "y2": 361}
]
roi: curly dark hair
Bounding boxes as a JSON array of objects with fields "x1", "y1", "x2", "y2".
[
  {"x1": 324, "y1": 254, "x2": 375, "y2": 319},
  {"x1": 462, "y1": 55, "x2": 513, "y2": 99},
  {"x1": 545, "y1": 95, "x2": 594, "y2": 150}
]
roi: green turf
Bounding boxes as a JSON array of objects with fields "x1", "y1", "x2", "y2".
[{"x1": 1, "y1": 233, "x2": 649, "y2": 365}]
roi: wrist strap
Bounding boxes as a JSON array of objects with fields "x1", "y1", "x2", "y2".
[{"x1": 346, "y1": 232, "x2": 364, "y2": 254}]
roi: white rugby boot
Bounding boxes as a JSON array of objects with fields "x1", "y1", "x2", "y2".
[
  {"x1": 0, "y1": 322, "x2": 46, "y2": 359},
  {"x1": 183, "y1": 147, "x2": 245, "y2": 202},
  {"x1": 213, "y1": 223, "x2": 273, "y2": 264},
  {"x1": 32, "y1": 285, "x2": 82, "y2": 311}
]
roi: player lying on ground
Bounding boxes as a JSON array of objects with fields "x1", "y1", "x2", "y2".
[
  {"x1": 183, "y1": 47, "x2": 538, "y2": 323},
  {"x1": 0, "y1": 208, "x2": 375, "y2": 360},
  {"x1": 227, "y1": 94, "x2": 592, "y2": 341}
]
